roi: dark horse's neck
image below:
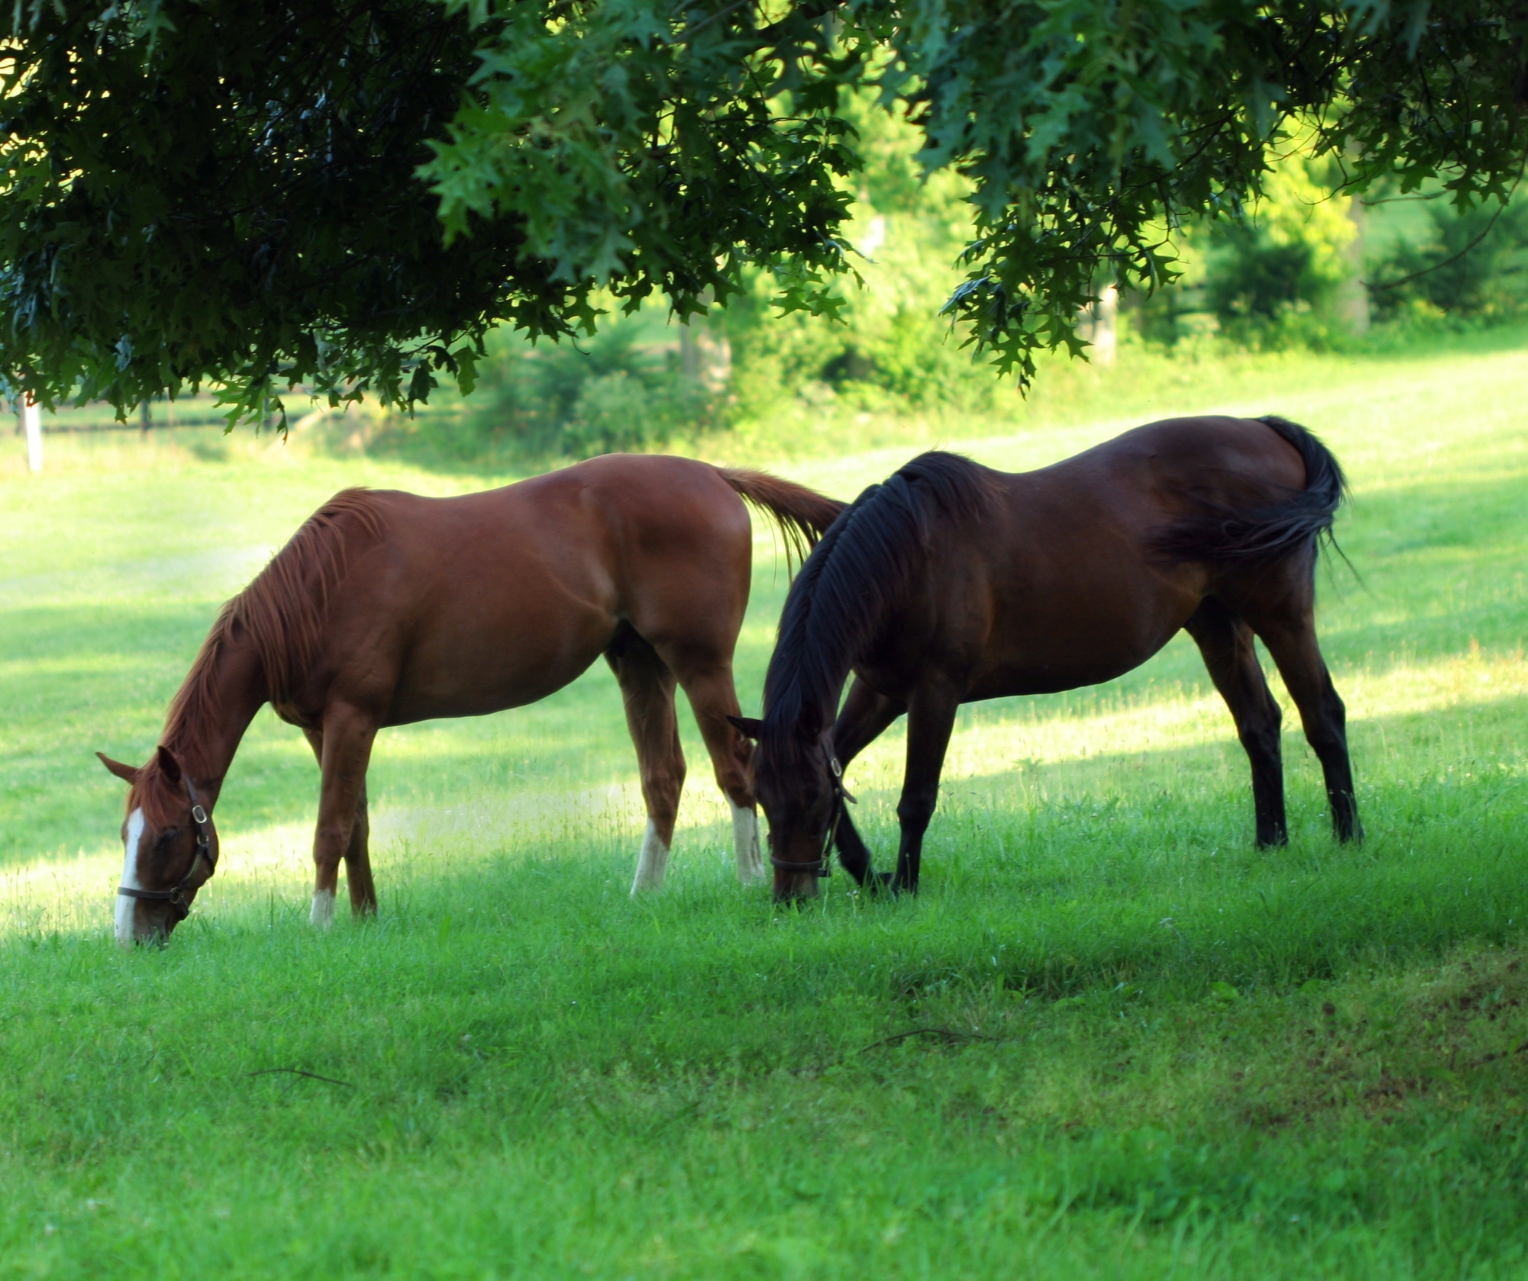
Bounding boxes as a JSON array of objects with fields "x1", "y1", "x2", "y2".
[
  {"x1": 758, "y1": 452, "x2": 994, "y2": 771},
  {"x1": 158, "y1": 622, "x2": 268, "y2": 810}
]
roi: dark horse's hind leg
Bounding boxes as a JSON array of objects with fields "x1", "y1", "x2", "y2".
[
  {"x1": 303, "y1": 727, "x2": 378, "y2": 919},
  {"x1": 1185, "y1": 599, "x2": 1288, "y2": 847},
  {"x1": 1252, "y1": 611, "x2": 1363, "y2": 843},
  {"x1": 830, "y1": 678, "x2": 905, "y2": 890},
  {"x1": 605, "y1": 625, "x2": 686, "y2": 894}
]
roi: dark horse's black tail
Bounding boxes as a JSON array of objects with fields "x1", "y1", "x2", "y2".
[
  {"x1": 756, "y1": 452, "x2": 995, "y2": 780},
  {"x1": 1154, "y1": 416, "x2": 1349, "y2": 567}
]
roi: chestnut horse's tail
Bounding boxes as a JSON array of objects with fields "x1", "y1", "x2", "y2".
[
  {"x1": 1154, "y1": 416, "x2": 1349, "y2": 567},
  {"x1": 715, "y1": 467, "x2": 845, "y2": 568}
]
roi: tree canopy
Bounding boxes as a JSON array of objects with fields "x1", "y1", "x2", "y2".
[{"x1": 2, "y1": 0, "x2": 1525, "y2": 423}]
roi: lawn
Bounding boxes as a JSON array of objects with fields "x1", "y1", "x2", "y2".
[{"x1": 1, "y1": 333, "x2": 1526, "y2": 1278}]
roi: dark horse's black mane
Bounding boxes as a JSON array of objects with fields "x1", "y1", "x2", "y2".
[{"x1": 757, "y1": 451, "x2": 997, "y2": 785}]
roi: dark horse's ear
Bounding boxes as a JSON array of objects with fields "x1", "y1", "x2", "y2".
[
  {"x1": 97, "y1": 752, "x2": 140, "y2": 785},
  {"x1": 155, "y1": 745, "x2": 183, "y2": 785},
  {"x1": 727, "y1": 715, "x2": 763, "y2": 741}
]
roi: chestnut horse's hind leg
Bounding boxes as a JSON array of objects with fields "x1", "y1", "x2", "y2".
[
  {"x1": 605, "y1": 627, "x2": 686, "y2": 894},
  {"x1": 1184, "y1": 599, "x2": 1288, "y2": 847},
  {"x1": 307, "y1": 704, "x2": 379, "y2": 927},
  {"x1": 303, "y1": 730, "x2": 379, "y2": 918},
  {"x1": 1252, "y1": 612, "x2": 1363, "y2": 844},
  {"x1": 667, "y1": 660, "x2": 766, "y2": 885}
]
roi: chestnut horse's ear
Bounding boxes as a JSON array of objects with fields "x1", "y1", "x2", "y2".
[
  {"x1": 97, "y1": 752, "x2": 140, "y2": 785},
  {"x1": 727, "y1": 715, "x2": 763, "y2": 741},
  {"x1": 155, "y1": 745, "x2": 183, "y2": 785}
]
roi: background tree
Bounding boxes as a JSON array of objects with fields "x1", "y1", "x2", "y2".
[{"x1": 2, "y1": 0, "x2": 1525, "y2": 424}]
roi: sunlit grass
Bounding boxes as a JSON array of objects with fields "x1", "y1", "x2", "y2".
[{"x1": 2, "y1": 336, "x2": 1527, "y2": 1277}]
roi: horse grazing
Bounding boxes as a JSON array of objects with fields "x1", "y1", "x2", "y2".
[
  {"x1": 99, "y1": 454, "x2": 843, "y2": 945},
  {"x1": 733, "y1": 416, "x2": 1362, "y2": 902}
]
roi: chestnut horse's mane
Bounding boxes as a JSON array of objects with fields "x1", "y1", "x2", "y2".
[{"x1": 133, "y1": 489, "x2": 387, "y2": 824}]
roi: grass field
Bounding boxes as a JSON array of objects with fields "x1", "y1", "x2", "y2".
[{"x1": 2, "y1": 334, "x2": 1526, "y2": 1278}]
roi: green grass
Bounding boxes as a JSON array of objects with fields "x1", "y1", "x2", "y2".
[{"x1": 1, "y1": 335, "x2": 1526, "y2": 1278}]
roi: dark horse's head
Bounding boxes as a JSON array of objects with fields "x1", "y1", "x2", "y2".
[
  {"x1": 730, "y1": 715, "x2": 839, "y2": 902},
  {"x1": 736, "y1": 454, "x2": 997, "y2": 903},
  {"x1": 97, "y1": 747, "x2": 220, "y2": 947}
]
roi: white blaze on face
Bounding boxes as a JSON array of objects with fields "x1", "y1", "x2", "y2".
[
  {"x1": 730, "y1": 801, "x2": 765, "y2": 885},
  {"x1": 115, "y1": 808, "x2": 145, "y2": 949},
  {"x1": 630, "y1": 821, "x2": 670, "y2": 895}
]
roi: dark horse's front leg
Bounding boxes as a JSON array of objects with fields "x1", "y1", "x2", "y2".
[
  {"x1": 829, "y1": 679, "x2": 904, "y2": 889},
  {"x1": 890, "y1": 681, "x2": 962, "y2": 894}
]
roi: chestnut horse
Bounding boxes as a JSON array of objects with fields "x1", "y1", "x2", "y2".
[
  {"x1": 733, "y1": 416, "x2": 1362, "y2": 901},
  {"x1": 99, "y1": 454, "x2": 843, "y2": 945}
]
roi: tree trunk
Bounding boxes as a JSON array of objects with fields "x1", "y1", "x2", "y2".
[
  {"x1": 1336, "y1": 197, "x2": 1370, "y2": 335},
  {"x1": 1091, "y1": 285, "x2": 1118, "y2": 365}
]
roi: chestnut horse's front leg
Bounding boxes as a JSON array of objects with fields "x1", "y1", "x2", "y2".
[
  {"x1": 303, "y1": 728, "x2": 379, "y2": 918},
  {"x1": 310, "y1": 703, "x2": 379, "y2": 927},
  {"x1": 892, "y1": 681, "x2": 962, "y2": 895}
]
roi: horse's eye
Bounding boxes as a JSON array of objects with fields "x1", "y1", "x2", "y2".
[{"x1": 155, "y1": 828, "x2": 180, "y2": 847}]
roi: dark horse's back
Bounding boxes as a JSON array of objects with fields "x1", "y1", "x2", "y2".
[{"x1": 831, "y1": 415, "x2": 1346, "y2": 702}]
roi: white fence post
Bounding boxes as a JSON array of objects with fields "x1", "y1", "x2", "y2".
[
  {"x1": 1092, "y1": 285, "x2": 1118, "y2": 366},
  {"x1": 21, "y1": 395, "x2": 42, "y2": 473}
]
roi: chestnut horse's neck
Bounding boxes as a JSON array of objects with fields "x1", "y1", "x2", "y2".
[{"x1": 155, "y1": 620, "x2": 268, "y2": 810}]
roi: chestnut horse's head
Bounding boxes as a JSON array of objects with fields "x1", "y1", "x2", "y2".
[
  {"x1": 731, "y1": 716, "x2": 840, "y2": 902},
  {"x1": 97, "y1": 747, "x2": 219, "y2": 947}
]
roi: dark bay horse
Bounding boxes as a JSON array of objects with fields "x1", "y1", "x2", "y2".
[
  {"x1": 99, "y1": 454, "x2": 843, "y2": 945},
  {"x1": 733, "y1": 416, "x2": 1362, "y2": 901}
]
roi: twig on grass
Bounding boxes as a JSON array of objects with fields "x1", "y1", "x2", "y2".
[
  {"x1": 246, "y1": 1067, "x2": 354, "y2": 1088},
  {"x1": 1470, "y1": 1040, "x2": 1528, "y2": 1068},
  {"x1": 859, "y1": 1026, "x2": 1004, "y2": 1053}
]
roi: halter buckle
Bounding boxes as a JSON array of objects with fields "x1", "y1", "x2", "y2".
[{"x1": 116, "y1": 773, "x2": 216, "y2": 922}]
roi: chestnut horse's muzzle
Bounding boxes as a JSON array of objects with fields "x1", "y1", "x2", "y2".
[{"x1": 116, "y1": 775, "x2": 217, "y2": 926}]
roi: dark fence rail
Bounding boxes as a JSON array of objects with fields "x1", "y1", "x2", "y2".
[{"x1": 9, "y1": 395, "x2": 267, "y2": 434}]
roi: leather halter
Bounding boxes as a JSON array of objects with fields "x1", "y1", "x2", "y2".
[
  {"x1": 117, "y1": 775, "x2": 216, "y2": 923},
  {"x1": 768, "y1": 751, "x2": 856, "y2": 879}
]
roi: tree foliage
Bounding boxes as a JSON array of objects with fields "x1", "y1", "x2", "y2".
[
  {"x1": 0, "y1": 2, "x2": 552, "y2": 423},
  {"x1": 1, "y1": 0, "x2": 1525, "y2": 422}
]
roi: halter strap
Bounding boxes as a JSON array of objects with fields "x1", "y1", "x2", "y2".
[
  {"x1": 117, "y1": 774, "x2": 216, "y2": 921},
  {"x1": 768, "y1": 751, "x2": 857, "y2": 878}
]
